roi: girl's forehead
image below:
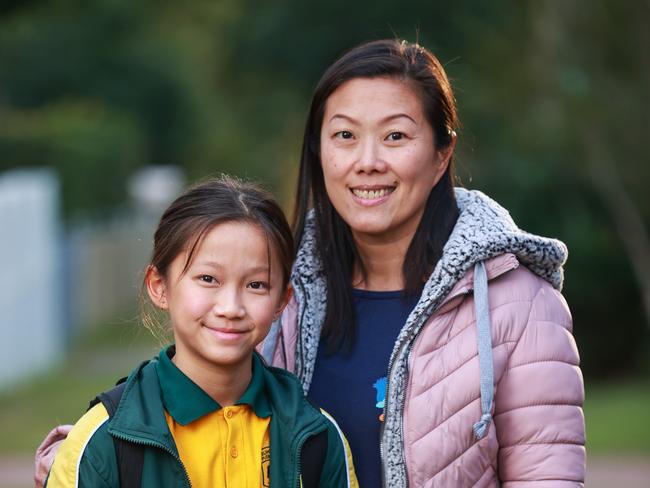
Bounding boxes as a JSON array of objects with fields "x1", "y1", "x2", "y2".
[
  {"x1": 184, "y1": 221, "x2": 276, "y2": 270},
  {"x1": 196, "y1": 222, "x2": 266, "y2": 254}
]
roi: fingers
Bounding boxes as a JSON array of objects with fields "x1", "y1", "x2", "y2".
[{"x1": 34, "y1": 425, "x2": 73, "y2": 487}]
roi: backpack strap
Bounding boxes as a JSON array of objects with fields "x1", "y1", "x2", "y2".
[
  {"x1": 88, "y1": 378, "x2": 144, "y2": 488},
  {"x1": 300, "y1": 430, "x2": 328, "y2": 488}
]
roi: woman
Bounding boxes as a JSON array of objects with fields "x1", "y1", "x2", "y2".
[
  {"x1": 36, "y1": 39, "x2": 585, "y2": 487},
  {"x1": 260, "y1": 39, "x2": 585, "y2": 487}
]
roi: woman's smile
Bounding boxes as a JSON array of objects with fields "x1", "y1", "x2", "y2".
[{"x1": 350, "y1": 185, "x2": 396, "y2": 205}]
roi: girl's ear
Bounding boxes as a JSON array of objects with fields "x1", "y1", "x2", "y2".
[
  {"x1": 145, "y1": 265, "x2": 168, "y2": 310},
  {"x1": 273, "y1": 284, "x2": 293, "y2": 321}
]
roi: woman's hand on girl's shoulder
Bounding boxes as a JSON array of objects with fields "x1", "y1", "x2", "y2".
[{"x1": 34, "y1": 424, "x2": 73, "y2": 488}]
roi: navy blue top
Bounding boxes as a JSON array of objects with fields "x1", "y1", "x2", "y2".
[{"x1": 308, "y1": 289, "x2": 420, "y2": 487}]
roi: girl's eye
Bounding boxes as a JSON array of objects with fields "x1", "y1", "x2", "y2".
[
  {"x1": 386, "y1": 131, "x2": 405, "y2": 141},
  {"x1": 199, "y1": 275, "x2": 215, "y2": 284},
  {"x1": 334, "y1": 130, "x2": 353, "y2": 140},
  {"x1": 248, "y1": 281, "x2": 269, "y2": 290}
]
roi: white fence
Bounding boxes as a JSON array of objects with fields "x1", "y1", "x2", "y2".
[
  {"x1": 0, "y1": 167, "x2": 181, "y2": 390},
  {"x1": 67, "y1": 214, "x2": 153, "y2": 332},
  {"x1": 0, "y1": 169, "x2": 64, "y2": 389}
]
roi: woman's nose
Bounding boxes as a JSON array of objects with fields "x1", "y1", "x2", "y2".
[{"x1": 354, "y1": 138, "x2": 387, "y2": 174}]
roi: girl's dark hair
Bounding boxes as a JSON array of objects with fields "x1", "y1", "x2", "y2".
[
  {"x1": 143, "y1": 176, "x2": 294, "y2": 339},
  {"x1": 293, "y1": 39, "x2": 460, "y2": 354}
]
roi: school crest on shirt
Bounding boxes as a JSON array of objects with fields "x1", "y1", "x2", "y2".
[{"x1": 261, "y1": 445, "x2": 270, "y2": 487}]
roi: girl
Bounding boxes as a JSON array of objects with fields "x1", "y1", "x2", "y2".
[{"x1": 45, "y1": 177, "x2": 357, "y2": 487}]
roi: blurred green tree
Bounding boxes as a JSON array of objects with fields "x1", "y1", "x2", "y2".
[{"x1": 0, "y1": 0, "x2": 647, "y2": 377}]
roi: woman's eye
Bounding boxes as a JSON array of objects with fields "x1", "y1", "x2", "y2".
[
  {"x1": 248, "y1": 281, "x2": 268, "y2": 290},
  {"x1": 386, "y1": 131, "x2": 405, "y2": 141},
  {"x1": 199, "y1": 275, "x2": 215, "y2": 284},
  {"x1": 334, "y1": 130, "x2": 353, "y2": 140}
]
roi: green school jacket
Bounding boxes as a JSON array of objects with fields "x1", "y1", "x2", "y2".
[{"x1": 45, "y1": 349, "x2": 357, "y2": 488}]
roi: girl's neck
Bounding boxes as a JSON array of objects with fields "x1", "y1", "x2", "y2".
[
  {"x1": 351, "y1": 230, "x2": 412, "y2": 291},
  {"x1": 172, "y1": 347, "x2": 252, "y2": 406}
]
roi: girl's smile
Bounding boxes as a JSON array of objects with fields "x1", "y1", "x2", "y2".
[{"x1": 201, "y1": 325, "x2": 250, "y2": 342}]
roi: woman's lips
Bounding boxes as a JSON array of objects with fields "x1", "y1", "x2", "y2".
[{"x1": 350, "y1": 186, "x2": 395, "y2": 206}]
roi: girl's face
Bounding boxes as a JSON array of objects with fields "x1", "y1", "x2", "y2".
[
  {"x1": 319, "y1": 77, "x2": 454, "y2": 245},
  {"x1": 147, "y1": 221, "x2": 288, "y2": 373}
]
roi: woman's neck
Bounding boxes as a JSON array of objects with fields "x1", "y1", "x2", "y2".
[
  {"x1": 172, "y1": 347, "x2": 252, "y2": 406},
  {"x1": 351, "y1": 231, "x2": 412, "y2": 291}
]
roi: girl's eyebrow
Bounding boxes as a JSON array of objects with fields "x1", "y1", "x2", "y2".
[
  {"x1": 194, "y1": 260, "x2": 224, "y2": 269},
  {"x1": 195, "y1": 260, "x2": 270, "y2": 274},
  {"x1": 247, "y1": 265, "x2": 271, "y2": 275}
]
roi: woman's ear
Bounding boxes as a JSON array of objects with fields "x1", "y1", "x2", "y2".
[
  {"x1": 433, "y1": 130, "x2": 457, "y2": 181},
  {"x1": 145, "y1": 265, "x2": 168, "y2": 310},
  {"x1": 273, "y1": 285, "x2": 293, "y2": 321}
]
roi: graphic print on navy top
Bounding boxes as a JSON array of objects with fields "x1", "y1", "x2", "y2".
[{"x1": 308, "y1": 289, "x2": 420, "y2": 488}]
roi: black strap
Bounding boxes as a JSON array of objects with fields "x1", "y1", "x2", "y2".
[
  {"x1": 88, "y1": 378, "x2": 144, "y2": 488},
  {"x1": 300, "y1": 430, "x2": 328, "y2": 488},
  {"x1": 87, "y1": 377, "x2": 127, "y2": 414}
]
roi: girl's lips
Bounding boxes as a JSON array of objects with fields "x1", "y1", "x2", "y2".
[
  {"x1": 203, "y1": 326, "x2": 248, "y2": 341},
  {"x1": 349, "y1": 186, "x2": 395, "y2": 206}
]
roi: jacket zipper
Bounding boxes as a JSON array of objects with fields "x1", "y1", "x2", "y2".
[
  {"x1": 111, "y1": 431, "x2": 192, "y2": 487},
  {"x1": 380, "y1": 285, "x2": 474, "y2": 486},
  {"x1": 379, "y1": 340, "x2": 408, "y2": 487},
  {"x1": 380, "y1": 314, "x2": 429, "y2": 488}
]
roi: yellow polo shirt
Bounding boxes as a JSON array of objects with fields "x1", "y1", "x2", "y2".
[{"x1": 156, "y1": 347, "x2": 272, "y2": 487}]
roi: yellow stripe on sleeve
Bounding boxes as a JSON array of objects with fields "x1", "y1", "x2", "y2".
[{"x1": 46, "y1": 404, "x2": 109, "y2": 488}]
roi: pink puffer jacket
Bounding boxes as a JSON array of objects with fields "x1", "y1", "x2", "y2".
[{"x1": 260, "y1": 189, "x2": 585, "y2": 487}]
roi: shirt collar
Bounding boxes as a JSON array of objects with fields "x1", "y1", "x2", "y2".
[{"x1": 155, "y1": 345, "x2": 271, "y2": 425}]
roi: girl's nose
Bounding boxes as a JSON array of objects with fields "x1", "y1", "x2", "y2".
[{"x1": 212, "y1": 288, "x2": 246, "y2": 319}]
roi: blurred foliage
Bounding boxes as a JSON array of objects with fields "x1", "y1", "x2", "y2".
[
  {"x1": 584, "y1": 380, "x2": 650, "y2": 454},
  {"x1": 0, "y1": 0, "x2": 648, "y2": 378}
]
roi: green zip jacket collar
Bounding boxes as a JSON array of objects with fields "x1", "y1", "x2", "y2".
[{"x1": 108, "y1": 347, "x2": 335, "y2": 487}]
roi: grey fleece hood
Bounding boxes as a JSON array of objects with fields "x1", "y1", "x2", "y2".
[{"x1": 288, "y1": 187, "x2": 568, "y2": 487}]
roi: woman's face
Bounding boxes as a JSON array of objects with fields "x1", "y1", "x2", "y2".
[{"x1": 320, "y1": 77, "x2": 453, "y2": 245}]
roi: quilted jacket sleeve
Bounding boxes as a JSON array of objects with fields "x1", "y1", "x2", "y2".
[{"x1": 493, "y1": 283, "x2": 585, "y2": 487}]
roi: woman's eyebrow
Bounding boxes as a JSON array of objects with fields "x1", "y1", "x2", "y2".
[
  {"x1": 327, "y1": 113, "x2": 417, "y2": 125},
  {"x1": 327, "y1": 113, "x2": 359, "y2": 124},
  {"x1": 379, "y1": 113, "x2": 417, "y2": 125}
]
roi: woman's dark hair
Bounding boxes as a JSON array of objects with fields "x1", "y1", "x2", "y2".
[
  {"x1": 294, "y1": 39, "x2": 460, "y2": 354},
  {"x1": 143, "y1": 175, "x2": 294, "y2": 339}
]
